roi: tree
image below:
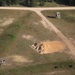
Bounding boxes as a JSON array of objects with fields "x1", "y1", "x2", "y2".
[
  {"x1": 70, "y1": 0, "x2": 75, "y2": 5},
  {"x1": 24, "y1": 0, "x2": 38, "y2": 7},
  {"x1": 0, "y1": 0, "x2": 2, "y2": 6},
  {"x1": 54, "y1": 0, "x2": 75, "y2": 5},
  {"x1": 39, "y1": 0, "x2": 45, "y2": 6},
  {"x1": 2, "y1": 1, "x2": 6, "y2": 6},
  {"x1": 0, "y1": 0, "x2": 7, "y2": 6},
  {"x1": 6, "y1": 0, "x2": 12, "y2": 5},
  {"x1": 11, "y1": 0, "x2": 19, "y2": 4},
  {"x1": 30, "y1": 0, "x2": 38, "y2": 7}
]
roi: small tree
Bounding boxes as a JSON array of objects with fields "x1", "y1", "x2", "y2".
[
  {"x1": 2, "y1": 1, "x2": 6, "y2": 6},
  {"x1": 70, "y1": 0, "x2": 75, "y2": 6},
  {"x1": 30, "y1": 0, "x2": 38, "y2": 7},
  {"x1": 12, "y1": 0, "x2": 19, "y2": 4},
  {"x1": 0, "y1": 1, "x2": 2, "y2": 6},
  {"x1": 6, "y1": 0, "x2": 12, "y2": 5},
  {"x1": 39, "y1": 1, "x2": 45, "y2": 6}
]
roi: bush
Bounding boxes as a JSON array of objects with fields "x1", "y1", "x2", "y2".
[
  {"x1": 39, "y1": 1, "x2": 45, "y2": 6},
  {"x1": 0, "y1": 72, "x2": 2, "y2": 75},
  {"x1": 6, "y1": 34, "x2": 15, "y2": 40},
  {"x1": 54, "y1": 66, "x2": 58, "y2": 68},
  {"x1": 2, "y1": 1, "x2": 6, "y2": 6},
  {"x1": 68, "y1": 64, "x2": 73, "y2": 68}
]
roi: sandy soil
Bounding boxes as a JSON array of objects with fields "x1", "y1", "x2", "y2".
[
  {"x1": 40, "y1": 41, "x2": 66, "y2": 54},
  {"x1": 4, "y1": 55, "x2": 33, "y2": 66},
  {"x1": 31, "y1": 41, "x2": 66, "y2": 54},
  {"x1": 33, "y1": 22, "x2": 39, "y2": 25},
  {"x1": 22, "y1": 34, "x2": 36, "y2": 42},
  {"x1": 1, "y1": 18, "x2": 14, "y2": 27}
]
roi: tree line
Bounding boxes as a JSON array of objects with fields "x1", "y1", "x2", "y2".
[
  {"x1": 0, "y1": 0, "x2": 19, "y2": 6},
  {"x1": 0, "y1": 0, "x2": 52, "y2": 6},
  {"x1": 54, "y1": 0, "x2": 75, "y2": 6},
  {"x1": 0, "y1": 0, "x2": 75, "y2": 6}
]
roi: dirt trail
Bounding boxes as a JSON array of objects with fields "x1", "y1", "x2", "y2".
[
  {"x1": 0, "y1": 7, "x2": 75, "y2": 55},
  {"x1": 0, "y1": 7, "x2": 75, "y2": 11}
]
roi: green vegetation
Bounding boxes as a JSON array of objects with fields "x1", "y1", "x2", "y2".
[
  {"x1": 0, "y1": 0, "x2": 75, "y2": 7},
  {"x1": 54, "y1": 0, "x2": 75, "y2": 6},
  {"x1": 43, "y1": 1, "x2": 59, "y2": 7},
  {"x1": 1, "y1": 60, "x2": 75, "y2": 75},
  {"x1": 0, "y1": 74, "x2": 1, "y2": 75},
  {"x1": 42, "y1": 10, "x2": 75, "y2": 39}
]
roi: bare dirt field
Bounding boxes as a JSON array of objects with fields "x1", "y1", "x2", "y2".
[{"x1": 31, "y1": 41, "x2": 66, "y2": 54}]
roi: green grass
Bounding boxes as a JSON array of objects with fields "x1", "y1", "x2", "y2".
[
  {"x1": 43, "y1": 2, "x2": 59, "y2": 7},
  {"x1": 39, "y1": 1, "x2": 67, "y2": 7},
  {"x1": 1, "y1": 60, "x2": 75, "y2": 75},
  {"x1": 42, "y1": 10, "x2": 75, "y2": 39}
]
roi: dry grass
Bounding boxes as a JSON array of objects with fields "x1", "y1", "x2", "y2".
[
  {"x1": 42, "y1": 10, "x2": 75, "y2": 40},
  {"x1": 0, "y1": 10, "x2": 60, "y2": 64},
  {"x1": 0, "y1": 10, "x2": 73, "y2": 75}
]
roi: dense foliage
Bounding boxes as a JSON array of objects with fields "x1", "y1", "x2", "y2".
[
  {"x1": 0, "y1": 0, "x2": 75, "y2": 6},
  {"x1": 54, "y1": 0, "x2": 75, "y2": 6}
]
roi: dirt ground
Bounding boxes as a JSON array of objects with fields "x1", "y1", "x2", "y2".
[
  {"x1": 31, "y1": 41, "x2": 66, "y2": 54},
  {"x1": 0, "y1": 55, "x2": 33, "y2": 67},
  {"x1": 22, "y1": 34, "x2": 36, "y2": 42},
  {"x1": 41, "y1": 41, "x2": 66, "y2": 54},
  {"x1": 0, "y1": 18, "x2": 14, "y2": 27}
]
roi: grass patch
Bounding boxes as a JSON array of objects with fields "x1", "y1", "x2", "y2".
[
  {"x1": 0, "y1": 22, "x2": 22, "y2": 56},
  {"x1": 44, "y1": 2, "x2": 59, "y2": 7},
  {"x1": 42, "y1": 10, "x2": 75, "y2": 39},
  {"x1": 0, "y1": 10, "x2": 59, "y2": 57},
  {"x1": 1, "y1": 60, "x2": 75, "y2": 75},
  {"x1": 0, "y1": 10, "x2": 74, "y2": 75}
]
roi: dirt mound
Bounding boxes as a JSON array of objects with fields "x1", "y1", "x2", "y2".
[{"x1": 31, "y1": 41, "x2": 66, "y2": 54}]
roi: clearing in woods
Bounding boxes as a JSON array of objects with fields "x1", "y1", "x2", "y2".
[{"x1": 0, "y1": 9, "x2": 75, "y2": 75}]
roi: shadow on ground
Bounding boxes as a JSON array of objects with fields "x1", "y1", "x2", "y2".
[{"x1": 47, "y1": 16, "x2": 56, "y2": 18}]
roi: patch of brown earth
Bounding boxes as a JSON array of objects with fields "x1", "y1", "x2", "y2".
[
  {"x1": 1, "y1": 18, "x2": 14, "y2": 26},
  {"x1": 22, "y1": 34, "x2": 36, "y2": 42},
  {"x1": 69, "y1": 38, "x2": 75, "y2": 46},
  {"x1": 4, "y1": 55, "x2": 33, "y2": 66},
  {"x1": 31, "y1": 41, "x2": 66, "y2": 54}
]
